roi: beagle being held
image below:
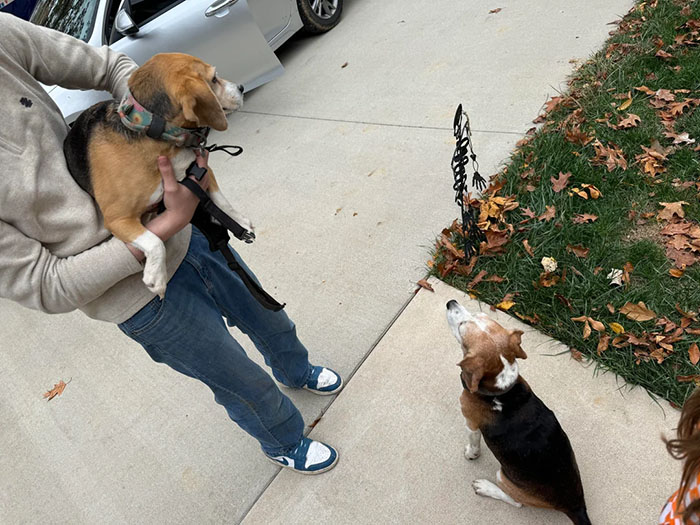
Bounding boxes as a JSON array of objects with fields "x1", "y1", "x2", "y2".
[
  {"x1": 446, "y1": 299, "x2": 591, "y2": 525},
  {"x1": 64, "y1": 53, "x2": 252, "y2": 298}
]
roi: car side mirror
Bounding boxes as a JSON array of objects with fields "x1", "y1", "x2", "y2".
[{"x1": 115, "y1": 9, "x2": 139, "y2": 35}]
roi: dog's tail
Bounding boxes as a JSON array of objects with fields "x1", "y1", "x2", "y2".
[{"x1": 565, "y1": 507, "x2": 591, "y2": 525}]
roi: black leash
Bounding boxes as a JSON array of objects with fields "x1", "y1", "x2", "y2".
[{"x1": 179, "y1": 145, "x2": 285, "y2": 312}]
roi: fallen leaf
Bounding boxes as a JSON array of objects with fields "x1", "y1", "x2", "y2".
[
  {"x1": 620, "y1": 301, "x2": 657, "y2": 322},
  {"x1": 566, "y1": 244, "x2": 590, "y2": 258},
  {"x1": 538, "y1": 205, "x2": 556, "y2": 222},
  {"x1": 610, "y1": 322, "x2": 625, "y2": 334},
  {"x1": 634, "y1": 85, "x2": 657, "y2": 96},
  {"x1": 538, "y1": 272, "x2": 561, "y2": 288},
  {"x1": 570, "y1": 348, "x2": 584, "y2": 361},
  {"x1": 468, "y1": 270, "x2": 488, "y2": 289},
  {"x1": 573, "y1": 213, "x2": 598, "y2": 224},
  {"x1": 607, "y1": 303, "x2": 616, "y2": 314},
  {"x1": 523, "y1": 240, "x2": 535, "y2": 257},
  {"x1": 43, "y1": 380, "x2": 68, "y2": 401},
  {"x1": 581, "y1": 184, "x2": 602, "y2": 199},
  {"x1": 618, "y1": 113, "x2": 641, "y2": 129},
  {"x1": 496, "y1": 300, "x2": 515, "y2": 311},
  {"x1": 656, "y1": 89, "x2": 676, "y2": 102},
  {"x1": 484, "y1": 275, "x2": 506, "y2": 283},
  {"x1": 489, "y1": 7, "x2": 502, "y2": 14},
  {"x1": 551, "y1": 172, "x2": 572, "y2": 193},
  {"x1": 341, "y1": 62, "x2": 348, "y2": 68},
  {"x1": 689, "y1": 343, "x2": 700, "y2": 365},
  {"x1": 541, "y1": 257, "x2": 558, "y2": 273},
  {"x1": 597, "y1": 334, "x2": 611, "y2": 355},
  {"x1": 608, "y1": 269, "x2": 623, "y2": 286},
  {"x1": 619, "y1": 97, "x2": 633, "y2": 111},
  {"x1": 670, "y1": 268, "x2": 685, "y2": 278},
  {"x1": 589, "y1": 318, "x2": 606, "y2": 332},
  {"x1": 678, "y1": 375, "x2": 700, "y2": 384},
  {"x1": 658, "y1": 201, "x2": 688, "y2": 221},
  {"x1": 417, "y1": 279, "x2": 434, "y2": 292},
  {"x1": 655, "y1": 49, "x2": 674, "y2": 59}
]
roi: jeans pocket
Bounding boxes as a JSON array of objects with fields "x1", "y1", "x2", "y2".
[{"x1": 119, "y1": 296, "x2": 166, "y2": 337}]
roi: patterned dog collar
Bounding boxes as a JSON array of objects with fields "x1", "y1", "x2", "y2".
[{"x1": 117, "y1": 90, "x2": 209, "y2": 149}]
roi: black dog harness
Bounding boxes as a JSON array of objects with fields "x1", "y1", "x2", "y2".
[{"x1": 120, "y1": 91, "x2": 284, "y2": 311}]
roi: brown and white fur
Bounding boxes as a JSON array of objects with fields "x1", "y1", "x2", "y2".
[
  {"x1": 446, "y1": 299, "x2": 591, "y2": 524},
  {"x1": 64, "y1": 53, "x2": 251, "y2": 298}
]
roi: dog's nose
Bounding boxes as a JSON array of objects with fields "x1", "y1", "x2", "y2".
[
  {"x1": 238, "y1": 84, "x2": 245, "y2": 94},
  {"x1": 446, "y1": 300, "x2": 458, "y2": 310}
]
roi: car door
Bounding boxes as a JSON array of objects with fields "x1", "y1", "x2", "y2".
[
  {"x1": 113, "y1": 0, "x2": 284, "y2": 90},
  {"x1": 51, "y1": 0, "x2": 283, "y2": 122}
]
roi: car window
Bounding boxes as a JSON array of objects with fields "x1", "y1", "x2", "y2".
[
  {"x1": 30, "y1": 0, "x2": 100, "y2": 42},
  {"x1": 129, "y1": 0, "x2": 183, "y2": 27}
]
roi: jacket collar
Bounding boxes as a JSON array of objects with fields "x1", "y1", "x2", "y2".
[{"x1": 117, "y1": 90, "x2": 209, "y2": 149}]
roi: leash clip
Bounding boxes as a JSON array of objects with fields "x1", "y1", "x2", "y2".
[{"x1": 186, "y1": 160, "x2": 208, "y2": 181}]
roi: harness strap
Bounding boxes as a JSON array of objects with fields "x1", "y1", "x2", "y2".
[
  {"x1": 180, "y1": 178, "x2": 285, "y2": 312},
  {"x1": 179, "y1": 177, "x2": 251, "y2": 242}
]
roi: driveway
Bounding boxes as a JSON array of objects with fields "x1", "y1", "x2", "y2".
[{"x1": 0, "y1": 1, "x2": 635, "y2": 523}]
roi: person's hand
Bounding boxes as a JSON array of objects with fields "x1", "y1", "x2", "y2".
[
  {"x1": 126, "y1": 152, "x2": 210, "y2": 261},
  {"x1": 159, "y1": 152, "x2": 210, "y2": 228}
]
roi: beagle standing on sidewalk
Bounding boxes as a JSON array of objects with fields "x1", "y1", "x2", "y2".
[
  {"x1": 446, "y1": 299, "x2": 591, "y2": 525},
  {"x1": 64, "y1": 53, "x2": 253, "y2": 298}
]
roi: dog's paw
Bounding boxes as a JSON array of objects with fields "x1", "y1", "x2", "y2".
[
  {"x1": 142, "y1": 266, "x2": 167, "y2": 299},
  {"x1": 242, "y1": 230, "x2": 256, "y2": 244},
  {"x1": 464, "y1": 445, "x2": 481, "y2": 460},
  {"x1": 472, "y1": 479, "x2": 522, "y2": 507},
  {"x1": 472, "y1": 479, "x2": 491, "y2": 497}
]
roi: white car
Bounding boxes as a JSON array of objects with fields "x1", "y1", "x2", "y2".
[{"x1": 30, "y1": 0, "x2": 343, "y2": 122}]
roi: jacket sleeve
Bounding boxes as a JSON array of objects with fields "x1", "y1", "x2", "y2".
[
  {"x1": 0, "y1": 13, "x2": 137, "y2": 99},
  {"x1": 0, "y1": 219, "x2": 144, "y2": 313}
]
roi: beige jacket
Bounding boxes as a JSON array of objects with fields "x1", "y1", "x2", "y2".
[{"x1": 0, "y1": 14, "x2": 190, "y2": 323}]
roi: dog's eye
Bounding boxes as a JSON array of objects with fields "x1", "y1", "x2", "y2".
[{"x1": 212, "y1": 75, "x2": 218, "y2": 84}]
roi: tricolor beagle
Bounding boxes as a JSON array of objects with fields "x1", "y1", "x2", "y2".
[
  {"x1": 446, "y1": 299, "x2": 591, "y2": 525},
  {"x1": 64, "y1": 53, "x2": 252, "y2": 298}
]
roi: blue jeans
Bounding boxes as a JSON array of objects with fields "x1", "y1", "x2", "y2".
[{"x1": 118, "y1": 227, "x2": 310, "y2": 455}]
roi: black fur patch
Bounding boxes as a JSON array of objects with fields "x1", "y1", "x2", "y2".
[{"x1": 19, "y1": 97, "x2": 32, "y2": 108}]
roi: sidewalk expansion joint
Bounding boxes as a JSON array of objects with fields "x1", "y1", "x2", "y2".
[
  {"x1": 238, "y1": 110, "x2": 524, "y2": 136},
  {"x1": 237, "y1": 287, "x2": 420, "y2": 524}
]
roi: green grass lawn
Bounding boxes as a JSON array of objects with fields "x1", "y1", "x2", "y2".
[{"x1": 432, "y1": 0, "x2": 700, "y2": 406}]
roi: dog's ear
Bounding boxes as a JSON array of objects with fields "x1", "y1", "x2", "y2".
[
  {"x1": 459, "y1": 356, "x2": 484, "y2": 393},
  {"x1": 508, "y1": 330, "x2": 527, "y2": 360},
  {"x1": 180, "y1": 78, "x2": 228, "y2": 131}
]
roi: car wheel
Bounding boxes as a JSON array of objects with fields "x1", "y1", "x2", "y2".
[{"x1": 296, "y1": 0, "x2": 342, "y2": 34}]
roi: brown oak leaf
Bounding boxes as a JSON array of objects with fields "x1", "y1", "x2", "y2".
[
  {"x1": 572, "y1": 213, "x2": 598, "y2": 224},
  {"x1": 551, "y1": 172, "x2": 572, "y2": 193},
  {"x1": 538, "y1": 205, "x2": 556, "y2": 222},
  {"x1": 43, "y1": 380, "x2": 68, "y2": 401}
]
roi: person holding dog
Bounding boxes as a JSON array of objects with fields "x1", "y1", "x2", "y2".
[{"x1": 0, "y1": 13, "x2": 340, "y2": 474}]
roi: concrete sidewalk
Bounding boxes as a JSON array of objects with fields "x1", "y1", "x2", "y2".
[
  {"x1": 242, "y1": 278, "x2": 680, "y2": 524},
  {"x1": 0, "y1": 1, "x2": 636, "y2": 523}
]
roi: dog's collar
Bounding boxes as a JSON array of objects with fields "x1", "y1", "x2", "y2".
[
  {"x1": 117, "y1": 90, "x2": 209, "y2": 149},
  {"x1": 460, "y1": 372, "x2": 517, "y2": 397}
]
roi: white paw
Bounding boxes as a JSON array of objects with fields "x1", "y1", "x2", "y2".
[
  {"x1": 142, "y1": 262, "x2": 167, "y2": 298},
  {"x1": 465, "y1": 445, "x2": 481, "y2": 460},
  {"x1": 239, "y1": 216, "x2": 254, "y2": 234},
  {"x1": 472, "y1": 479, "x2": 490, "y2": 496}
]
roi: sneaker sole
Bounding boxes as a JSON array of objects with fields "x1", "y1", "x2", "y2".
[
  {"x1": 302, "y1": 376, "x2": 344, "y2": 396},
  {"x1": 265, "y1": 451, "x2": 339, "y2": 475}
]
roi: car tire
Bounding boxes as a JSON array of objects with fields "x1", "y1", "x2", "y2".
[{"x1": 296, "y1": 0, "x2": 342, "y2": 34}]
